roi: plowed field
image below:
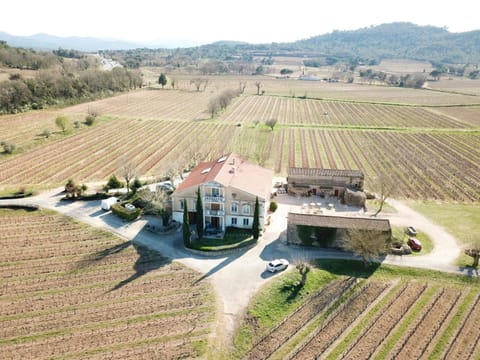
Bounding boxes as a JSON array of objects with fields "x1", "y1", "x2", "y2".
[{"x1": 0, "y1": 208, "x2": 214, "y2": 359}]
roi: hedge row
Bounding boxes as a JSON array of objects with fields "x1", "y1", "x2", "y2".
[{"x1": 111, "y1": 202, "x2": 141, "y2": 221}]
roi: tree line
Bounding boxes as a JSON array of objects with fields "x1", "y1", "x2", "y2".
[
  {"x1": 0, "y1": 41, "x2": 58, "y2": 70},
  {"x1": 0, "y1": 43, "x2": 142, "y2": 114}
]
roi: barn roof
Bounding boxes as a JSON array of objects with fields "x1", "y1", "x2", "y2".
[
  {"x1": 288, "y1": 212, "x2": 390, "y2": 232},
  {"x1": 288, "y1": 167, "x2": 364, "y2": 179}
]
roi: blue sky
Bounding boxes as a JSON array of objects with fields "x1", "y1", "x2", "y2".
[{"x1": 2, "y1": 0, "x2": 479, "y2": 46}]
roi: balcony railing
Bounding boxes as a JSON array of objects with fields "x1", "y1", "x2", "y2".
[
  {"x1": 205, "y1": 209, "x2": 225, "y2": 216},
  {"x1": 204, "y1": 195, "x2": 225, "y2": 203}
]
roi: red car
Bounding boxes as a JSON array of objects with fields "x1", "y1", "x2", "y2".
[{"x1": 407, "y1": 237, "x2": 422, "y2": 251}]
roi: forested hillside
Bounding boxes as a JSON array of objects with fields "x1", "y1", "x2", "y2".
[
  {"x1": 0, "y1": 42, "x2": 142, "y2": 114},
  {"x1": 294, "y1": 22, "x2": 480, "y2": 63},
  {"x1": 100, "y1": 23, "x2": 480, "y2": 70}
]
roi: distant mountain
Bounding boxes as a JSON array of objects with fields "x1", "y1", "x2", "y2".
[
  {"x1": 0, "y1": 32, "x2": 143, "y2": 51},
  {"x1": 1, "y1": 23, "x2": 479, "y2": 63},
  {"x1": 168, "y1": 23, "x2": 480, "y2": 64},
  {"x1": 292, "y1": 22, "x2": 480, "y2": 63}
]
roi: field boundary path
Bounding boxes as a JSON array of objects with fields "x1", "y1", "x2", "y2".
[{"x1": 0, "y1": 189, "x2": 472, "y2": 348}]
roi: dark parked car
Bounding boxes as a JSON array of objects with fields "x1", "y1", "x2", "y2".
[
  {"x1": 407, "y1": 237, "x2": 422, "y2": 251},
  {"x1": 407, "y1": 226, "x2": 418, "y2": 236}
]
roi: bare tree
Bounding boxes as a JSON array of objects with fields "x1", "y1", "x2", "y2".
[
  {"x1": 185, "y1": 141, "x2": 204, "y2": 170},
  {"x1": 202, "y1": 78, "x2": 209, "y2": 92},
  {"x1": 239, "y1": 81, "x2": 247, "y2": 94},
  {"x1": 340, "y1": 226, "x2": 389, "y2": 267},
  {"x1": 190, "y1": 78, "x2": 204, "y2": 92},
  {"x1": 296, "y1": 262, "x2": 311, "y2": 287},
  {"x1": 119, "y1": 159, "x2": 137, "y2": 194},
  {"x1": 137, "y1": 188, "x2": 170, "y2": 225},
  {"x1": 254, "y1": 81, "x2": 262, "y2": 95},
  {"x1": 372, "y1": 174, "x2": 395, "y2": 217}
]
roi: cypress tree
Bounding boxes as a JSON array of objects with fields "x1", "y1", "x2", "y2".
[
  {"x1": 196, "y1": 187, "x2": 204, "y2": 239},
  {"x1": 182, "y1": 199, "x2": 190, "y2": 247},
  {"x1": 158, "y1": 73, "x2": 167, "y2": 88},
  {"x1": 252, "y1": 196, "x2": 260, "y2": 240}
]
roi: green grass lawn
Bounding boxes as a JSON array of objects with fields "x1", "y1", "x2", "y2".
[
  {"x1": 189, "y1": 227, "x2": 256, "y2": 251},
  {"x1": 410, "y1": 201, "x2": 480, "y2": 244},
  {"x1": 409, "y1": 201, "x2": 480, "y2": 266},
  {"x1": 391, "y1": 226, "x2": 434, "y2": 256}
]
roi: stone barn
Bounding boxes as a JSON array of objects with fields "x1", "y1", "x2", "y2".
[
  {"x1": 287, "y1": 212, "x2": 391, "y2": 248},
  {"x1": 287, "y1": 167, "x2": 364, "y2": 199}
]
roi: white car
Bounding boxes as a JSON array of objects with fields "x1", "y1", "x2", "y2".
[
  {"x1": 266, "y1": 259, "x2": 289, "y2": 273},
  {"x1": 407, "y1": 226, "x2": 418, "y2": 236},
  {"x1": 124, "y1": 203, "x2": 136, "y2": 211}
]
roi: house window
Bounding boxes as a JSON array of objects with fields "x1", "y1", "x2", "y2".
[
  {"x1": 242, "y1": 204, "x2": 250, "y2": 214},
  {"x1": 231, "y1": 217, "x2": 237, "y2": 225},
  {"x1": 243, "y1": 218, "x2": 249, "y2": 226},
  {"x1": 179, "y1": 200, "x2": 184, "y2": 210},
  {"x1": 231, "y1": 202, "x2": 238, "y2": 213},
  {"x1": 212, "y1": 188, "x2": 220, "y2": 197}
]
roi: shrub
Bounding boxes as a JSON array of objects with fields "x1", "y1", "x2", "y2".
[
  {"x1": 55, "y1": 115, "x2": 71, "y2": 133},
  {"x1": 130, "y1": 177, "x2": 143, "y2": 193},
  {"x1": 41, "y1": 129, "x2": 52, "y2": 138},
  {"x1": 269, "y1": 201, "x2": 278, "y2": 212},
  {"x1": 0, "y1": 141, "x2": 16, "y2": 154},
  {"x1": 105, "y1": 174, "x2": 123, "y2": 190},
  {"x1": 85, "y1": 114, "x2": 95, "y2": 126}
]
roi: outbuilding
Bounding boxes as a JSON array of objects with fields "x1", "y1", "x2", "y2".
[{"x1": 287, "y1": 212, "x2": 391, "y2": 247}]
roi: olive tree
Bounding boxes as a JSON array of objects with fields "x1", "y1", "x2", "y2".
[
  {"x1": 264, "y1": 118, "x2": 277, "y2": 131},
  {"x1": 55, "y1": 115, "x2": 71, "y2": 133},
  {"x1": 465, "y1": 238, "x2": 480, "y2": 268}
]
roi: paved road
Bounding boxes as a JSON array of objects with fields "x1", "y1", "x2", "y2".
[{"x1": 0, "y1": 190, "x2": 474, "y2": 345}]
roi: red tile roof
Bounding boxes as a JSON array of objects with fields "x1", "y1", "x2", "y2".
[{"x1": 175, "y1": 153, "x2": 273, "y2": 200}]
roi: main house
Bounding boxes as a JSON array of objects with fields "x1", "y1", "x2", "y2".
[{"x1": 172, "y1": 153, "x2": 273, "y2": 233}]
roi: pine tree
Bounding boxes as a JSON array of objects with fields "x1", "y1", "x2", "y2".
[
  {"x1": 196, "y1": 187, "x2": 204, "y2": 239},
  {"x1": 252, "y1": 196, "x2": 260, "y2": 240},
  {"x1": 182, "y1": 199, "x2": 190, "y2": 247}
]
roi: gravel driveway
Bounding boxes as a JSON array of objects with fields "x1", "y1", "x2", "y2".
[{"x1": 0, "y1": 189, "x2": 472, "y2": 346}]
